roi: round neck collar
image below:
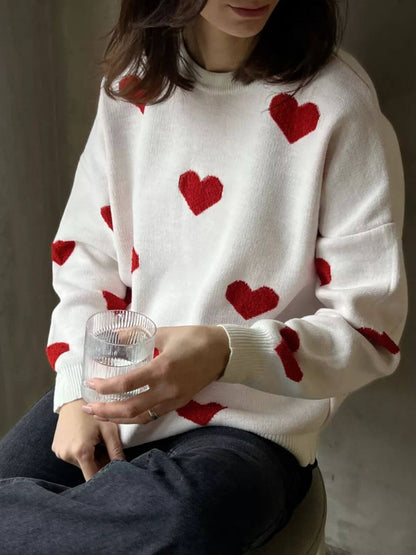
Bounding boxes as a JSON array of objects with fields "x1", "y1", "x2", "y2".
[{"x1": 178, "y1": 33, "x2": 250, "y2": 94}]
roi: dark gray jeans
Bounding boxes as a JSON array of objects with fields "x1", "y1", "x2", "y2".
[{"x1": 0, "y1": 385, "x2": 316, "y2": 554}]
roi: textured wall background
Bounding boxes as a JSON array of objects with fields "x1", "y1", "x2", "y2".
[{"x1": 0, "y1": 1, "x2": 414, "y2": 553}]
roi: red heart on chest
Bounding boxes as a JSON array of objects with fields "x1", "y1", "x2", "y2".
[
  {"x1": 270, "y1": 93, "x2": 320, "y2": 143},
  {"x1": 226, "y1": 280, "x2": 279, "y2": 319},
  {"x1": 119, "y1": 75, "x2": 146, "y2": 114},
  {"x1": 179, "y1": 171, "x2": 223, "y2": 215}
]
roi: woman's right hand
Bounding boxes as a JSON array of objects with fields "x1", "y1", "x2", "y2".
[{"x1": 52, "y1": 398, "x2": 126, "y2": 481}]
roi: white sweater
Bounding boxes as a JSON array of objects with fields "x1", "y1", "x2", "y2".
[{"x1": 46, "y1": 36, "x2": 408, "y2": 467}]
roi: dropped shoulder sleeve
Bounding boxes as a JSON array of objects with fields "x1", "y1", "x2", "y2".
[
  {"x1": 217, "y1": 84, "x2": 408, "y2": 400},
  {"x1": 46, "y1": 79, "x2": 128, "y2": 414}
]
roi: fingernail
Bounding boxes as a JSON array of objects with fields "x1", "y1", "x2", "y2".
[
  {"x1": 86, "y1": 380, "x2": 96, "y2": 389},
  {"x1": 82, "y1": 406, "x2": 94, "y2": 414}
]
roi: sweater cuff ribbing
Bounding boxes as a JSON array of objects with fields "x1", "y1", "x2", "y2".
[
  {"x1": 53, "y1": 363, "x2": 84, "y2": 413},
  {"x1": 215, "y1": 324, "x2": 275, "y2": 384}
]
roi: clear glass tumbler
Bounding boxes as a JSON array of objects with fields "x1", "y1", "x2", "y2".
[{"x1": 81, "y1": 310, "x2": 157, "y2": 404}]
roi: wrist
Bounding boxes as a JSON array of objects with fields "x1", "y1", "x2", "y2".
[
  {"x1": 58, "y1": 398, "x2": 85, "y2": 414},
  {"x1": 207, "y1": 325, "x2": 231, "y2": 379}
]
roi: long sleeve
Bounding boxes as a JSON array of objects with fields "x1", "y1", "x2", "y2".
[
  {"x1": 216, "y1": 87, "x2": 408, "y2": 400},
  {"x1": 45, "y1": 78, "x2": 129, "y2": 413}
]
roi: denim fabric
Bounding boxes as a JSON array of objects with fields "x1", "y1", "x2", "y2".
[{"x1": 0, "y1": 386, "x2": 316, "y2": 554}]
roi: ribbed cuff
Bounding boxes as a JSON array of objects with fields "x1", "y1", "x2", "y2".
[
  {"x1": 53, "y1": 363, "x2": 84, "y2": 413},
  {"x1": 215, "y1": 324, "x2": 274, "y2": 384}
]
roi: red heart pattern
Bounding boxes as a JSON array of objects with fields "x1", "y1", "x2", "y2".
[
  {"x1": 179, "y1": 171, "x2": 223, "y2": 215},
  {"x1": 46, "y1": 342, "x2": 70, "y2": 371},
  {"x1": 102, "y1": 290, "x2": 129, "y2": 311},
  {"x1": 226, "y1": 280, "x2": 279, "y2": 320},
  {"x1": 131, "y1": 247, "x2": 139, "y2": 273},
  {"x1": 103, "y1": 287, "x2": 132, "y2": 310},
  {"x1": 52, "y1": 240, "x2": 75, "y2": 266},
  {"x1": 100, "y1": 206, "x2": 113, "y2": 231},
  {"x1": 119, "y1": 75, "x2": 146, "y2": 114},
  {"x1": 315, "y1": 258, "x2": 331, "y2": 286},
  {"x1": 176, "y1": 400, "x2": 226, "y2": 426},
  {"x1": 357, "y1": 328, "x2": 400, "y2": 354},
  {"x1": 270, "y1": 93, "x2": 320, "y2": 144},
  {"x1": 280, "y1": 326, "x2": 300, "y2": 352},
  {"x1": 49, "y1": 88, "x2": 394, "y2": 407},
  {"x1": 274, "y1": 326, "x2": 304, "y2": 382}
]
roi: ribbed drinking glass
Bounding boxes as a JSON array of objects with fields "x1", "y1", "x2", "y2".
[{"x1": 81, "y1": 310, "x2": 157, "y2": 403}]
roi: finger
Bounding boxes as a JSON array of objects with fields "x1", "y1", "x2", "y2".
[
  {"x1": 78, "y1": 449, "x2": 102, "y2": 482},
  {"x1": 95, "y1": 413, "x2": 146, "y2": 425},
  {"x1": 117, "y1": 328, "x2": 131, "y2": 342},
  {"x1": 137, "y1": 397, "x2": 185, "y2": 424},
  {"x1": 99, "y1": 423, "x2": 126, "y2": 461},
  {"x1": 117, "y1": 327, "x2": 161, "y2": 358},
  {"x1": 86, "y1": 383, "x2": 163, "y2": 421},
  {"x1": 116, "y1": 327, "x2": 141, "y2": 343},
  {"x1": 98, "y1": 397, "x2": 182, "y2": 425},
  {"x1": 136, "y1": 398, "x2": 177, "y2": 424},
  {"x1": 89, "y1": 354, "x2": 163, "y2": 395}
]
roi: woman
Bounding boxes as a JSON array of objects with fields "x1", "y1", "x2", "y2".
[{"x1": 0, "y1": 1, "x2": 408, "y2": 553}]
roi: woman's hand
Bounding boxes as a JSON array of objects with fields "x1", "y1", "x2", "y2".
[
  {"x1": 52, "y1": 398, "x2": 126, "y2": 481},
  {"x1": 81, "y1": 325, "x2": 231, "y2": 424}
]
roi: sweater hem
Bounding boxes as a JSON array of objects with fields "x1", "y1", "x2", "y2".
[{"x1": 119, "y1": 418, "x2": 321, "y2": 468}]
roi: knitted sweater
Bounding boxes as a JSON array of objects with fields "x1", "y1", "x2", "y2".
[{"x1": 46, "y1": 36, "x2": 408, "y2": 467}]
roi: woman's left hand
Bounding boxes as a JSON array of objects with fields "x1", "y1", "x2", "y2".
[{"x1": 81, "y1": 325, "x2": 230, "y2": 424}]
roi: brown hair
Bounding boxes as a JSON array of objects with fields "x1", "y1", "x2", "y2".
[{"x1": 99, "y1": 0, "x2": 348, "y2": 106}]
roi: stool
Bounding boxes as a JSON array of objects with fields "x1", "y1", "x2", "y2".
[{"x1": 248, "y1": 466, "x2": 327, "y2": 555}]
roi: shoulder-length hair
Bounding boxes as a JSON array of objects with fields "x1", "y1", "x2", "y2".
[{"x1": 99, "y1": 0, "x2": 348, "y2": 106}]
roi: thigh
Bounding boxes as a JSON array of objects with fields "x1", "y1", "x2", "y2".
[
  {"x1": 155, "y1": 426, "x2": 313, "y2": 553},
  {"x1": 0, "y1": 425, "x2": 313, "y2": 554},
  {"x1": 0, "y1": 386, "x2": 84, "y2": 487},
  {"x1": 58, "y1": 426, "x2": 313, "y2": 554}
]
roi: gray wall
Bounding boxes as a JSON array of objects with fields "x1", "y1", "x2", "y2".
[
  {"x1": 0, "y1": 0, "x2": 116, "y2": 427},
  {"x1": 0, "y1": 1, "x2": 414, "y2": 553},
  {"x1": 321, "y1": 2, "x2": 416, "y2": 553}
]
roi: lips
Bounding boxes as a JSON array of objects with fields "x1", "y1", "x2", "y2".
[
  {"x1": 230, "y1": 4, "x2": 268, "y2": 9},
  {"x1": 229, "y1": 5, "x2": 269, "y2": 16}
]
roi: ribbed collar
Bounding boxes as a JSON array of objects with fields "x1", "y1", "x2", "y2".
[{"x1": 178, "y1": 33, "x2": 251, "y2": 94}]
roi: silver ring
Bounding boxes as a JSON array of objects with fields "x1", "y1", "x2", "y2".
[{"x1": 147, "y1": 409, "x2": 159, "y2": 421}]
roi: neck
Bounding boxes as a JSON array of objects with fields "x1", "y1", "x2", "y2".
[{"x1": 182, "y1": 16, "x2": 258, "y2": 73}]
